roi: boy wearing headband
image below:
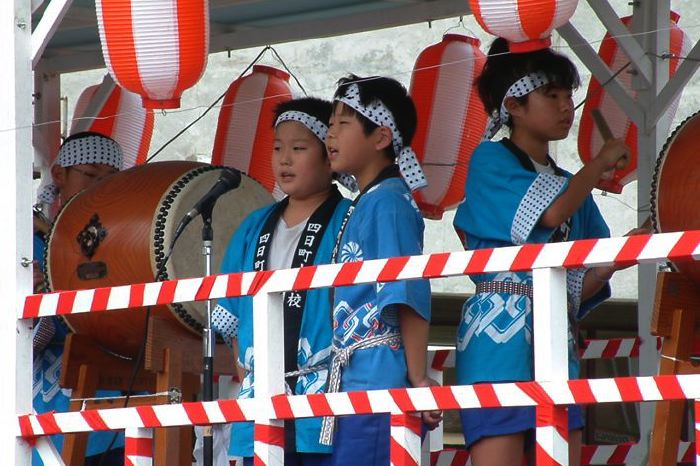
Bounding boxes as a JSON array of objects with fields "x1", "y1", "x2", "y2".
[
  {"x1": 453, "y1": 38, "x2": 646, "y2": 466},
  {"x1": 322, "y1": 75, "x2": 440, "y2": 466},
  {"x1": 33, "y1": 131, "x2": 124, "y2": 466},
  {"x1": 213, "y1": 97, "x2": 351, "y2": 464}
]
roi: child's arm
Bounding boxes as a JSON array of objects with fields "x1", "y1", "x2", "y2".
[
  {"x1": 399, "y1": 305, "x2": 430, "y2": 387},
  {"x1": 580, "y1": 225, "x2": 652, "y2": 301},
  {"x1": 399, "y1": 305, "x2": 443, "y2": 430},
  {"x1": 540, "y1": 139, "x2": 629, "y2": 228}
]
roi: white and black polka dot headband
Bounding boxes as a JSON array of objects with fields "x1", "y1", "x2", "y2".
[
  {"x1": 37, "y1": 134, "x2": 123, "y2": 204},
  {"x1": 274, "y1": 110, "x2": 358, "y2": 192},
  {"x1": 275, "y1": 110, "x2": 328, "y2": 142},
  {"x1": 57, "y1": 134, "x2": 123, "y2": 170},
  {"x1": 337, "y1": 83, "x2": 427, "y2": 192},
  {"x1": 483, "y1": 72, "x2": 550, "y2": 140}
]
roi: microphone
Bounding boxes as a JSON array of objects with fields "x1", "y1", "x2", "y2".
[
  {"x1": 185, "y1": 168, "x2": 241, "y2": 221},
  {"x1": 172, "y1": 168, "x2": 241, "y2": 241}
]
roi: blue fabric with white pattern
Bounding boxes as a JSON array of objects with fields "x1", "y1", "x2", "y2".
[{"x1": 453, "y1": 140, "x2": 611, "y2": 386}]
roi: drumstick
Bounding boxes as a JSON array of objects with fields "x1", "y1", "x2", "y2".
[{"x1": 591, "y1": 108, "x2": 628, "y2": 170}]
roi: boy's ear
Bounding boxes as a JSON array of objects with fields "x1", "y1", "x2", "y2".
[
  {"x1": 373, "y1": 126, "x2": 393, "y2": 152},
  {"x1": 504, "y1": 96, "x2": 525, "y2": 118},
  {"x1": 51, "y1": 164, "x2": 67, "y2": 191}
]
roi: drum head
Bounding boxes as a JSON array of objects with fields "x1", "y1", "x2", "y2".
[
  {"x1": 160, "y1": 170, "x2": 273, "y2": 333},
  {"x1": 651, "y1": 110, "x2": 700, "y2": 284}
]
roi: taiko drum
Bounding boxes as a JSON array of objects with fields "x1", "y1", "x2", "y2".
[
  {"x1": 651, "y1": 111, "x2": 700, "y2": 285},
  {"x1": 46, "y1": 161, "x2": 273, "y2": 357}
]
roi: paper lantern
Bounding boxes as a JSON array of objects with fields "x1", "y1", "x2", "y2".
[
  {"x1": 71, "y1": 74, "x2": 154, "y2": 169},
  {"x1": 95, "y1": 0, "x2": 209, "y2": 109},
  {"x1": 410, "y1": 34, "x2": 488, "y2": 219},
  {"x1": 578, "y1": 11, "x2": 689, "y2": 193},
  {"x1": 212, "y1": 65, "x2": 293, "y2": 194},
  {"x1": 468, "y1": 0, "x2": 579, "y2": 52}
]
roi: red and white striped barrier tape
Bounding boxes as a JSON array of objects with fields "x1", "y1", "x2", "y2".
[
  {"x1": 390, "y1": 414, "x2": 422, "y2": 466},
  {"x1": 22, "y1": 231, "x2": 700, "y2": 319},
  {"x1": 535, "y1": 405, "x2": 569, "y2": 466},
  {"x1": 579, "y1": 337, "x2": 642, "y2": 360},
  {"x1": 254, "y1": 421, "x2": 284, "y2": 466},
  {"x1": 429, "y1": 443, "x2": 697, "y2": 466},
  {"x1": 428, "y1": 338, "x2": 647, "y2": 369},
  {"x1": 17, "y1": 374, "x2": 700, "y2": 438},
  {"x1": 124, "y1": 427, "x2": 153, "y2": 466}
]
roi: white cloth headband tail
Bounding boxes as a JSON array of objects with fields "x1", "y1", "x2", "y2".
[
  {"x1": 482, "y1": 72, "x2": 550, "y2": 140},
  {"x1": 337, "y1": 83, "x2": 427, "y2": 191}
]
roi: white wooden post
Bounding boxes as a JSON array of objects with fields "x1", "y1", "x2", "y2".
[
  {"x1": 252, "y1": 291, "x2": 286, "y2": 466},
  {"x1": 390, "y1": 413, "x2": 422, "y2": 466},
  {"x1": 0, "y1": 1, "x2": 35, "y2": 465},
  {"x1": 124, "y1": 427, "x2": 154, "y2": 466},
  {"x1": 532, "y1": 267, "x2": 569, "y2": 466},
  {"x1": 631, "y1": 2, "x2": 670, "y2": 464},
  {"x1": 34, "y1": 437, "x2": 66, "y2": 466}
]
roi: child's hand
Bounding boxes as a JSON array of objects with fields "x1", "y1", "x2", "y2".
[
  {"x1": 596, "y1": 138, "x2": 630, "y2": 171},
  {"x1": 412, "y1": 377, "x2": 443, "y2": 430}
]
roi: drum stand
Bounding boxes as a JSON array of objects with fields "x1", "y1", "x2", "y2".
[
  {"x1": 60, "y1": 315, "x2": 236, "y2": 466},
  {"x1": 649, "y1": 272, "x2": 700, "y2": 466}
]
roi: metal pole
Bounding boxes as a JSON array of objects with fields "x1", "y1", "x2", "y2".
[{"x1": 201, "y1": 214, "x2": 215, "y2": 466}]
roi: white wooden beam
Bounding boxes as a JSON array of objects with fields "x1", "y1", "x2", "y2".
[
  {"x1": 557, "y1": 22, "x2": 643, "y2": 127},
  {"x1": 586, "y1": 0, "x2": 652, "y2": 86},
  {"x1": 31, "y1": 0, "x2": 73, "y2": 69},
  {"x1": 653, "y1": 39, "x2": 700, "y2": 126},
  {"x1": 0, "y1": 0, "x2": 35, "y2": 465},
  {"x1": 208, "y1": 0, "x2": 469, "y2": 62},
  {"x1": 33, "y1": 66, "x2": 61, "y2": 171}
]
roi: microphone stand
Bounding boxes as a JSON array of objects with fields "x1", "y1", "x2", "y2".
[{"x1": 200, "y1": 205, "x2": 215, "y2": 466}]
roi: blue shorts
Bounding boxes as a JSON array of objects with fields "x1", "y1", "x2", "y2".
[
  {"x1": 324, "y1": 414, "x2": 390, "y2": 466},
  {"x1": 460, "y1": 405, "x2": 584, "y2": 449}
]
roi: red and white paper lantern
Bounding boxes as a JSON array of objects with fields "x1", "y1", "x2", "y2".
[
  {"x1": 212, "y1": 65, "x2": 293, "y2": 195},
  {"x1": 578, "y1": 12, "x2": 690, "y2": 193},
  {"x1": 410, "y1": 34, "x2": 488, "y2": 219},
  {"x1": 95, "y1": 0, "x2": 209, "y2": 109},
  {"x1": 468, "y1": 0, "x2": 579, "y2": 52},
  {"x1": 71, "y1": 74, "x2": 154, "y2": 169}
]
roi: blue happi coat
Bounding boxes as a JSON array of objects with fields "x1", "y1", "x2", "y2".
[
  {"x1": 453, "y1": 139, "x2": 611, "y2": 386},
  {"x1": 215, "y1": 197, "x2": 351, "y2": 457}
]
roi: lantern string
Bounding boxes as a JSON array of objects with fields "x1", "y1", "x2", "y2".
[
  {"x1": 144, "y1": 45, "x2": 273, "y2": 163},
  {"x1": 573, "y1": 61, "x2": 632, "y2": 111},
  {"x1": 267, "y1": 46, "x2": 309, "y2": 96},
  {"x1": 443, "y1": 16, "x2": 479, "y2": 38},
  {"x1": 594, "y1": 192, "x2": 648, "y2": 213},
  {"x1": 647, "y1": 51, "x2": 700, "y2": 62},
  {"x1": 16, "y1": 21, "x2": 700, "y2": 143}
]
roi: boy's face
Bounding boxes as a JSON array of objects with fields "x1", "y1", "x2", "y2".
[
  {"x1": 509, "y1": 86, "x2": 574, "y2": 142},
  {"x1": 52, "y1": 163, "x2": 119, "y2": 206},
  {"x1": 326, "y1": 103, "x2": 378, "y2": 182},
  {"x1": 272, "y1": 121, "x2": 333, "y2": 200}
]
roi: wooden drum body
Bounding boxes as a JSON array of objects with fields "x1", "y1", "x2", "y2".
[
  {"x1": 652, "y1": 111, "x2": 700, "y2": 285},
  {"x1": 46, "y1": 161, "x2": 273, "y2": 357}
]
